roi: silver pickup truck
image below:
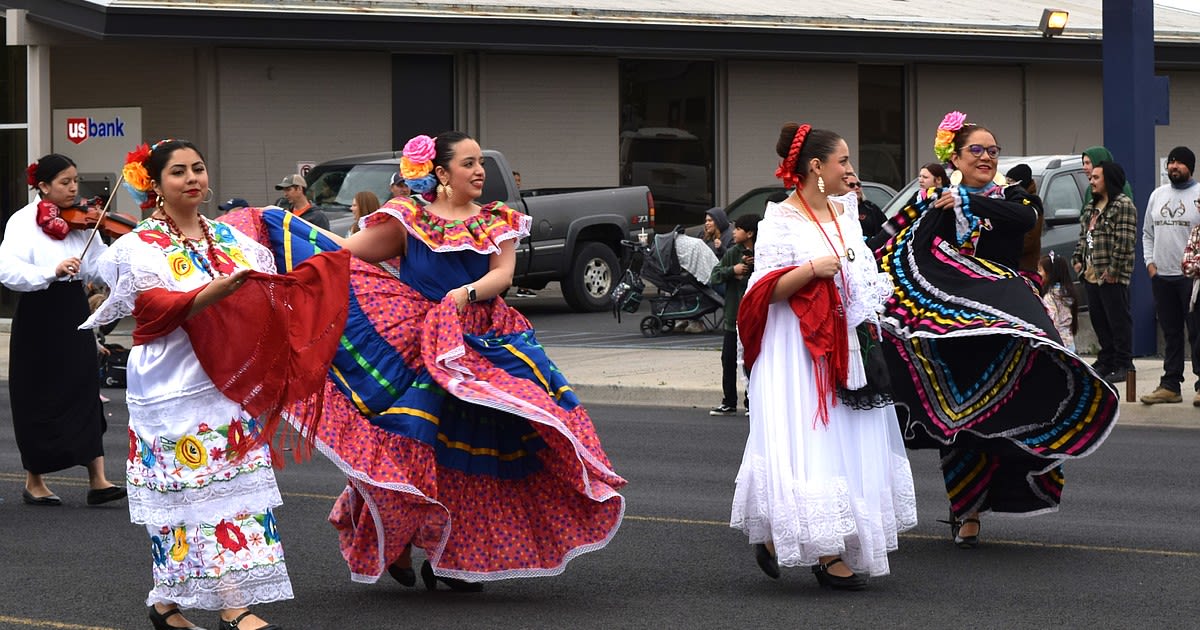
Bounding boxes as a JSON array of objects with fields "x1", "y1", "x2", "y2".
[{"x1": 303, "y1": 150, "x2": 655, "y2": 311}]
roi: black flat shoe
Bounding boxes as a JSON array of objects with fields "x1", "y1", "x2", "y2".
[
  {"x1": 753, "y1": 543, "x2": 780, "y2": 579},
  {"x1": 87, "y1": 485, "x2": 127, "y2": 505},
  {"x1": 420, "y1": 560, "x2": 483, "y2": 592},
  {"x1": 148, "y1": 606, "x2": 208, "y2": 630},
  {"x1": 21, "y1": 488, "x2": 62, "y2": 506},
  {"x1": 811, "y1": 558, "x2": 867, "y2": 591},
  {"x1": 217, "y1": 611, "x2": 281, "y2": 630},
  {"x1": 387, "y1": 562, "x2": 416, "y2": 587}
]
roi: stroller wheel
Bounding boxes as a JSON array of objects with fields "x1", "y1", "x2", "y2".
[{"x1": 640, "y1": 315, "x2": 663, "y2": 337}]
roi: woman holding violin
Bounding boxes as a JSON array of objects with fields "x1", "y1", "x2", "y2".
[{"x1": 0, "y1": 153, "x2": 126, "y2": 506}]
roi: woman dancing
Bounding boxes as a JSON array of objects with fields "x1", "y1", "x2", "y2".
[
  {"x1": 876, "y1": 111, "x2": 1119, "y2": 548},
  {"x1": 730, "y1": 122, "x2": 917, "y2": 591},
  {"x1": 225, "y1": 131, "x2": 625, "y2": 591}
]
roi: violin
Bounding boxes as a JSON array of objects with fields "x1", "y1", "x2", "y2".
[{"x1": 59, "y1": 196, "x2": 138, "y2": 239}]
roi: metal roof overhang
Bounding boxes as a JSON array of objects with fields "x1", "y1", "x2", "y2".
[{"x1": 4, "y1": 0, "x2": 1199, "y2": 68}]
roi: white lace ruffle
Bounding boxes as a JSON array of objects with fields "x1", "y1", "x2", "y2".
[
  {"x1": 730, "y1": 453, "x2": 918, "y2": 577},
  {"x1": 80, "y1": 219, "x2": 277, "y2": 328},
  {"x1": 128, "y1": 470, "x2": 283, "y2": 527},
  {"x1": 147, "y1": 563, "x2": 293, "y2": 610}
]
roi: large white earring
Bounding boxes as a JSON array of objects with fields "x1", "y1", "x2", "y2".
[
  {"x1": 949, "y1": 170, "x2": 963, "y2": 187},
  {"x1": 817, "y1": 176, "x2": 826, "y2": 194}
]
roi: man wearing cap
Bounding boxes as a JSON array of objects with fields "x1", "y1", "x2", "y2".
[
  {"x1": 218, "y1": 197, "x2": 250, "y2": 213},
  {"x1": 1140, "y1": 146, "x2": 1200, "y2": 405},
  {"x1": 389, "y1": 172, "x2": 412, "y2": 199},
  {"x1": 275, "y1": 173, "x2": 331, "y2": 231}
]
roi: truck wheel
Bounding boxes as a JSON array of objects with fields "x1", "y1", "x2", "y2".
[{"x1": 562, "y1": 242, "x2": 619, "y2": 312}]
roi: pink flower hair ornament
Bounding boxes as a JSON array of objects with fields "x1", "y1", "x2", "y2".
[
  {"x1": 934, "y1": 110, "x2": 968, "y2": 162},
  {"x1": 401, "y1": 134, "x2": 438, "y2": 194}
]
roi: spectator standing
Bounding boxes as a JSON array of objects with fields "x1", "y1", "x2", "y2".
[
  {"x1": 1073, "y1": 161, "x2": 1138, "y2": 383},
  {"x1": 1039, "y1": 252, "x2": 1080, "y2": 353},
  {"x1": 348, "y1": 190, "x2": 381, "y2": 236},
  {"x1": 275, "y1": 173, "x2": 331, "y2": 230},
  {"x1": 389, "y1": 172, "x2": 412, "y2": 200},
  {"x1": 702, "y1": 207, "x2": 733, "y2": 258},
  {"x1": 217, "y1": 197, "x2": 249, "y2": 214},
  {"x1": 707, "y1": 213, "x2": 759, "y2": 416},
  {"x1": 844, "y1": 168, "x2": 886, "y2": 239},
  {"x1": 1005, "y1": 163, "x2": 1046, "y2": 283},
  {"x1": 1140, "y1": 147, "x2": 1200, "y2": 404}
]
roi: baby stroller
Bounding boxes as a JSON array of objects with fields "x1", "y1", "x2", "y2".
[{"x1": 613, "y1": 230, "x2": 724, "y2": 337}]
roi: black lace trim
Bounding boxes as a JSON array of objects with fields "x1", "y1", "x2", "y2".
[{"x1": 837, "y1": 387, "x2": 893, "y2": 410}]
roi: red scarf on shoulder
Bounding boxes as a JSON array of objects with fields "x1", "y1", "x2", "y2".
[{"x1": 737, "y1": 266, "x2": 848, "y2": 427}]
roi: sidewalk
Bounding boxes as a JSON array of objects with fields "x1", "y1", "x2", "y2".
[{"x1": 2, "y1": 321, "x2": 1195, "y2": 429}]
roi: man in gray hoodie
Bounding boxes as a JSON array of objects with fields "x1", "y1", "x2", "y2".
[{"x1": 1141, "y1": 146, "x2": 1200, "y2": 405}]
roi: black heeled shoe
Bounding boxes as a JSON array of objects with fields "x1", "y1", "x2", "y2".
[
  {"x1": 148, "y1": 606, "x2": 208, "y2": 630},
  {"x1": 217, "y1": 611, "x2": 281, "y2": 630},
  {"x1": 753, "y1": 543, "x2": 780, "y2": 579},
  {"x1": 938, "y1": 511, "x2": 981, "y2": 549},
  {"x1": 387, "y1": 562, "x2": 416, "y2": 587},
  {"x1": 811, "y1": 558, "x2": 867, "y2": 591},
  {"x1": 420, "y1": 560, "x2": 483, "y2": 592}
]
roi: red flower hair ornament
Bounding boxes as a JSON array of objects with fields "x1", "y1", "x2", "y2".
[
  {"x1": 25, "y1": 162, "x2": 39, "y2": 188},
  {"x1": 774, "y1": 124, "x2": 811, "y2": 190}
]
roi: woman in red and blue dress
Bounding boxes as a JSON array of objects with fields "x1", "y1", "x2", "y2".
[
  {"x1": 875, "y1": 113, "x2": 1119, "y2": 548},
  {"x1": 226, "y1": 131, "x2": 625, "y2": 591}
]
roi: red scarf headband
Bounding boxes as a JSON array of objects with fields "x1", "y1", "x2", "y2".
[{"x1": 774, "y1": 123, "x2": 811, "y2": 190}]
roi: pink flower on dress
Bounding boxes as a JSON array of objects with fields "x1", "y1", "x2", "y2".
[
  {"x1": 403, "y1": 135, "x2": 437, "y2": 163},
  {"x1": 938, "y1": 111, "x2": 967, "y2": 131}
]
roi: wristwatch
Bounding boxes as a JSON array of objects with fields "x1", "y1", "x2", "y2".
[{"x1": 464, "y1": 285, "x2": 477, "y2": 303}]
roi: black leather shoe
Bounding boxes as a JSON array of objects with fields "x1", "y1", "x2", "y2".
[
  {"x1": 1104, "y1": 368, "x2": 1129, "y2": 384},
  {"x1": 218, "y1": 611, "x2": 280, "y2": 630},
  {"x1": 753, "y1": 543, "x2": 780, "y2": 579},
  {"x1": 811, "y1": 558, "x2": 867, "y2": 590},
  {"x1": 148, "y1": 606, "x2": 208, "y2": 630},
  {"x1": 938, "y1": 511, "x2": 981, "y2": 549},
  {"x1": 21, "y1": 488, "x2": 62, "y2": 506},
  {"x1": 87, "y1": 485, "x2": 127, "y2": 505},
  {"x1": 387, "y1": 562, "x2": 416, "y2": 587},
  {"x1": 420, "y1": 560, "x2": 483, "y2": 592}
]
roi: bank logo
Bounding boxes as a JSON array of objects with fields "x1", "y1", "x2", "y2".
[{"x1": 66, "y1": 116, "x2": 126, "y2": 145}]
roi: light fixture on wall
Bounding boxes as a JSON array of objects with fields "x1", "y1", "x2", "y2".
[{"x1": 1039, "y1": 9, "x2": 1069, "y2": 38}]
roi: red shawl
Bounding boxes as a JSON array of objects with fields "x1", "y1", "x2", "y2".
[
  {"x1": 132, "y1": 249, "x2": 351, "y2": 463},
  {"x1": 737, "y1": 265, "x2": 848, "y2": 426}
]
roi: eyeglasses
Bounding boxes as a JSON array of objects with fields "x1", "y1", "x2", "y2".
[
  {"x1": 846, "y1": 181, "x2": 861, "y2": 188},
  {"x1": 965, "y1": 144, "x2": 1002, "y2": 159}
]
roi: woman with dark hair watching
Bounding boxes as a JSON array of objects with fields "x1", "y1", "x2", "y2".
[
  {"x1": 731, "y1": 122, "x2": 917, "y2": 591},
  {"x1": 917, "y1": 162, "x2": 950, "y2": 197},
  {"x1": 877, "y1": 111, "x2": 1119, "y2": 552},
  {"x1": 83, "y1": 139, "x2": 314, "y2": 630},
  {"x1": 0, "y1": 154, "x2": 124, "y2": 507},
  {"x1": 1072, "y1": 160, "x2": 1137, "y2": 383},
  {"x1": 230, "y1": 131, "x2": 626, "y2": 593}
]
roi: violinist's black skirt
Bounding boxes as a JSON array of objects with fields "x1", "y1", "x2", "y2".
[{"x1": 8, "y1": 280, "x2": 105, "y2": 474}]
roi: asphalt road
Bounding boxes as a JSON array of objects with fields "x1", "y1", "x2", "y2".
[
  {"x1": 505, "y1": 283, "x2": 723, "y2": 350},
  {"x1": 0, "y1": 392, "x2": 1197, "y2": 629}
]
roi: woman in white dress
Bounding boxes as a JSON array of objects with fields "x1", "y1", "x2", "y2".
[
  {"x1": 83, "y1": 140, "x2": 290, "y2": 630},
  {"x1": 730, "y1": 123, "x2": 917, "y2": 590}
]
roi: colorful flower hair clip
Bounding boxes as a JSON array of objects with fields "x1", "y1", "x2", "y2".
[
  {"x1": 401, "y1": 134, "x2": 438, "y2": 194},
  {"x1": 122, "y1": 142, "x2": 154, "y2": 209},
  {"x1": 934, "y1": 110, "x2": 967, "y2": 162},
  {"x1": 25, "y1": 162, "x2": 39, "y2": 188}
]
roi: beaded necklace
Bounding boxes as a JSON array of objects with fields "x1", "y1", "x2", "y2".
[{"x1": 157, "y1": 210, "x2": 227, "y2": 278}]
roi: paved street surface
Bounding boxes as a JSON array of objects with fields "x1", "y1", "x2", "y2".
[{"x1": 0, "y1": 392, "x2": 1197, "y2": 629}]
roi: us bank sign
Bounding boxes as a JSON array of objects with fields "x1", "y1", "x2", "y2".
[
  {"x1": 66, "y1": 115, "x2": 127, "y2": 144},
  {"x1": 52, "y1": 107, "x2": 143, "y2": 211}
]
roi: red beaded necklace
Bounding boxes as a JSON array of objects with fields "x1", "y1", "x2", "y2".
[
  {"x1": 157, "y1": 210, "x2": 227, "y2": 278},
  {"x1": 796, "y1": 193, "x2": 853, "y2": 305}
]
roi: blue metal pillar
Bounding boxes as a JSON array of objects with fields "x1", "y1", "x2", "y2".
[{"x1": 1103, "y1": 0, "x2": 1163, "y2": 356}]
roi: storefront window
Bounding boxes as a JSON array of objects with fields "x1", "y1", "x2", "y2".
[
  {"x1": 1, "y1": 42, "x2": 29, "y2": 316},
  {"x1": 619, "y1": 60, "x2": 714, "y2": 229},
  {"x1": 858, "y1": 65, "x2": 905, "y2": 190}
]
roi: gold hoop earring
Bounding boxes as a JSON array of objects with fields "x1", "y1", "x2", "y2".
[
  {"x1": 817, "y1": 176, "x2": 826, "y2": 194},
  {"x1": 201, "y1": 188, "x2": 214, "y2": 204}
]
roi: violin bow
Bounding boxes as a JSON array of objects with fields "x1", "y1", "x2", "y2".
[{"x1": 78, "y1": 175, "x2": 124, "y2": 260}]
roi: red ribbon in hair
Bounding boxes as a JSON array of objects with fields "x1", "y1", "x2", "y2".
[
  {"x1": 738, "y1": 265, "x2": 848, "y2": 427},
  {"x1": 26, "y1": 162, "x2": 39, "y2": 187},
  {"x1": 35, "y1": 200, "x2": 70, "y2": 240},
  {"x1": 774, "y1": 124, "x2": 811, "y2": 190}
]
